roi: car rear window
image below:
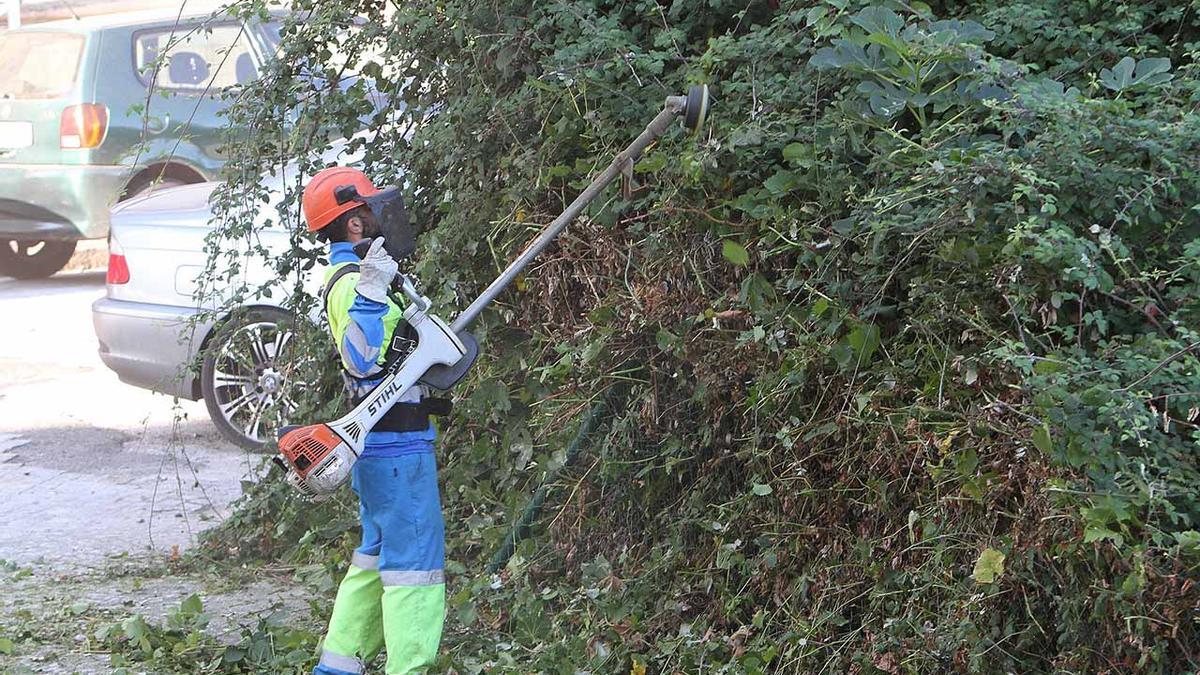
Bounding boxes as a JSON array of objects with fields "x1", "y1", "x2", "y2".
[
  {"x1": 134, "y1": 23, "x2": 258, "y2": 92},
  {"x1": 0, "y1": 32, "x2": 84, "y2": 99}
]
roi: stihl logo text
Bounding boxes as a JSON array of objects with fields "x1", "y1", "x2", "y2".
[{"x1": 367, "y1": 379, "x2": 403, "y2": 416}]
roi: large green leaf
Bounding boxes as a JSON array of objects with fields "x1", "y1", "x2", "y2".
[
  {"x1": 1100, "y1": 56, "x2": 1173, "y2": 92},
  {"x1": 1032, "y1": 424, "x2": 1053, "y2": 455},
  {"x1": 972, "y1": 548, "x2": 1006, "y2": 584},
  {"x1": 810, "y1": 40, "x2": 885, "y2": 72},
  {"x1": 850, "y1": 6, "x2": 905, "y2": 38},
  {"x1": 722, "y1": 240, "x2": 750, "y2": 267},
  {"x1": 857, "y1": 81, "x2": 908, "y2": 118},
  {"x1": 928, "y1": 19, "x2": 995, "y2": 44}
]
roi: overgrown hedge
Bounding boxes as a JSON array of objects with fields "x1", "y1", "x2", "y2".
[{"x1": 198, "y1": 0, "x2": 1200, "y2": 672}]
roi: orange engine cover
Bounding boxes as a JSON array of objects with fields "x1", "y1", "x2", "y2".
[{"x1": 279, "y1": 424, "x2": 343, "y2": 478}]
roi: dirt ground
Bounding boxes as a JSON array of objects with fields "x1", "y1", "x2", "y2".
[
  {"x1": 0, "y1": 560, "x2": 312, "y2": 674},
  {"x1": 0, "y1": 266, "x2": 314, "y2": 673}
]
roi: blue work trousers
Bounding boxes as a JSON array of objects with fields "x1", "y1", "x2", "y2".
[{"x1": 313, "y1": 453, "x2": 446, "y2": 675}]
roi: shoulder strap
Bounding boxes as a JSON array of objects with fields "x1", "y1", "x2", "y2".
[
  {"x1": 324, "y1": 262, "x2": 420, "y2": 394},
  {"x1": 322, "y1": 263, "x2": 360, "y2": 315}
]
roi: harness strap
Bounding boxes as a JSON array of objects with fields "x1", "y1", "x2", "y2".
[
  {"x1": 321, "y1": 262, "x2": 361, "y2": 314},
  {"x1": 323, "y1": 262, "x2": 453, "y2": 431},
  {"x1": 323, "y1": 262, "x2": 415, "y2": 375}
]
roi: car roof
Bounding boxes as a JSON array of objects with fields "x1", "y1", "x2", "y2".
[{"x1": 18, "y1": 7, "x2": 278, "y2": 33}]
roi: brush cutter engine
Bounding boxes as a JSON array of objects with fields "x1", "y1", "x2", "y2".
[
  {"x1": 276, "y1": 275, "x2": 470, "y2": 497},
  {"x1": 278, "y1": 424, "x2": 356, "y2": 498}
]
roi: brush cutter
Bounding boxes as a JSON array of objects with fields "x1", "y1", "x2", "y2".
[{"x1": 277, "y1": 85, "x2": 712, "y2": 497}]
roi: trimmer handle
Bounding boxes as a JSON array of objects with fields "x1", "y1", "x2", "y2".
[{"x1": 353, "y1": 237, "x2": 430, "y2": 311}]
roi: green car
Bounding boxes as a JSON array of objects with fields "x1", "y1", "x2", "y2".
[{"x1": 0, "y1": 10, "x2": 281, "y2": 278}]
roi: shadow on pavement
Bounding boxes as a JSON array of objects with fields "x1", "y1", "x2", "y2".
[{"x1": 0, "y1": 421, "x2": 255, "y2": 476}]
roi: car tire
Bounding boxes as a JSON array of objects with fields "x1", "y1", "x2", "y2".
[
  {"x1": 122, "y1": 173, "x2": 188, "y2": 201},
  {"x1": 0, "y1": 239, "x2": 78, "y2": 279},
  {"x1": 201, "y1": 307, "x2": 302, "y2": 450}
]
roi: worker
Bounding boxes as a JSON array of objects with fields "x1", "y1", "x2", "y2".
[{"x1": 302, "y1": 166, "x2": 448, "y2": 675}]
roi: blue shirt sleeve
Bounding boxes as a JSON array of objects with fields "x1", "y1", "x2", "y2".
[{"x1": 340, "y1": 294, "x2": 389, "y2": 377}]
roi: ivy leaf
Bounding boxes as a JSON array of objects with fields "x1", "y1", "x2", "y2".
[
  {"x1": 751, "y1": 483, "x2": 773, "y2": 496},
  {"x1": 1175, "y1": 530, "x2": 1200, "y2": 554},
  {"x1": 1031, "y1": 424, "x2": 1053, "y2": 455},
  {"x1": 457, "y1": 599, "x2": 479, "y2": 626},
  {"x1": 764, "y1": 170, "x2": 799, "y2": 194},
  {"x1": 1083, "y1": 525, "x2": 1124, "y2": 547},
  {"x1": 846, "y1": 323, "x2": 881, "y2": 364},
  {"x1": 722, "y1": 240, "x2": 750, "y2": 267},
  {"x1": 972, "y1": 548, "x2": 1006, "y2": 584},
  {"x1": 729, "y1": 126, "x2": 764, "y2": 147},
  {"x1": 656, "y1": 328, "x2": 679, "y2": 351},
  {"x1": 782, "y1": 142, "x2": 813, "y2": 167}
]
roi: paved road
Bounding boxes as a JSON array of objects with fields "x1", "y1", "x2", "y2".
[{"x1": 0, "y1": 271, "x2": 257, "y2": 571}]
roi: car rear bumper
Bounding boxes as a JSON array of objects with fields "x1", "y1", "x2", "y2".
[
  {"x1": 0, "y1": 164, "x2": 130, "y2": 240},
  {"x1": 91, "y1": 296, "x2": 212, "y2": 400}
]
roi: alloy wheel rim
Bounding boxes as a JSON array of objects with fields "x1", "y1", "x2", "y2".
[
  {"x1": 211, "y1": 320, "x2": 302, "y2": 443},
  {"x1": 5, "y1": 240, "x2": 47, "y2": 257}
]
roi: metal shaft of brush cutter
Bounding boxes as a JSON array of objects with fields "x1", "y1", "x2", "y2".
[{"x1": 450, "y1": 86, "x2": 708, "y2": 334}]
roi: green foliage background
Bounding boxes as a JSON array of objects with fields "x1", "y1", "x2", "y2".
[{"x1": 194, "y1": 0, "x2": 1200, "y2": 672}]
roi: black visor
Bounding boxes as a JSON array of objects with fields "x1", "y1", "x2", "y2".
[{"x1": 335, "y1": 183, "x2": 416, "y2": 261}]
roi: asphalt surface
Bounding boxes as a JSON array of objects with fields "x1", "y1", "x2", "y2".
[{"x1": 0, "y1": 270, "x2": 258, "y2": 571}]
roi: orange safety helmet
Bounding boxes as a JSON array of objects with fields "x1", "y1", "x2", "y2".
[{"x1": 302, "y1": 166, "x2": 380, "y2": 233}]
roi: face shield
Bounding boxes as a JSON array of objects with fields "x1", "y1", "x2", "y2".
[{"x1": 334, "y1": 183, "x2": 416, "y2": 261}]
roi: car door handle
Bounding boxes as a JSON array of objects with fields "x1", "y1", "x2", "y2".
[{"x1": 145, "y1": 114, "x2": 170, "y2": 135}]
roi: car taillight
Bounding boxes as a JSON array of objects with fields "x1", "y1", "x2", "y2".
[
  {"x1": 61, "y1": 103, "x2": 108, "y2": 149},
  {"x1": 107, "y1": 233, "x2": 129, "y2": 285}
]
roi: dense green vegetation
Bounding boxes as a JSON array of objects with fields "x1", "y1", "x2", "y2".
[{"x1": 182, "y1": 0, "x2": 1200, "y2": 672}]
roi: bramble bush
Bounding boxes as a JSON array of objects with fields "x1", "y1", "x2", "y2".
[{"x1": 173, "y1": 0, "x2": 1200, "y2": 672}]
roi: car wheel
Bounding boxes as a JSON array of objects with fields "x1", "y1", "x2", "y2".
[
  {"x1": 201, "y1": 307, "x2": 305, "y2": 450},
  {"x1": 0, "y1": 239, "x2": 78, "y2": 279}
]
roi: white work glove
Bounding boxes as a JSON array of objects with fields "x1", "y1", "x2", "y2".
[{"x1": 355, "y1": 237, "x2": 398, "y2": 304}]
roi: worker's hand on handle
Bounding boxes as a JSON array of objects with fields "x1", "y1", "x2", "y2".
[{"x1": 355, "y1": 237, "x2": 398, "y2": 304}]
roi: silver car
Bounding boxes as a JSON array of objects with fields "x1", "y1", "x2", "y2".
[{"x1": 91, "y1": 170, "x2": 330, "y2": 448}]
